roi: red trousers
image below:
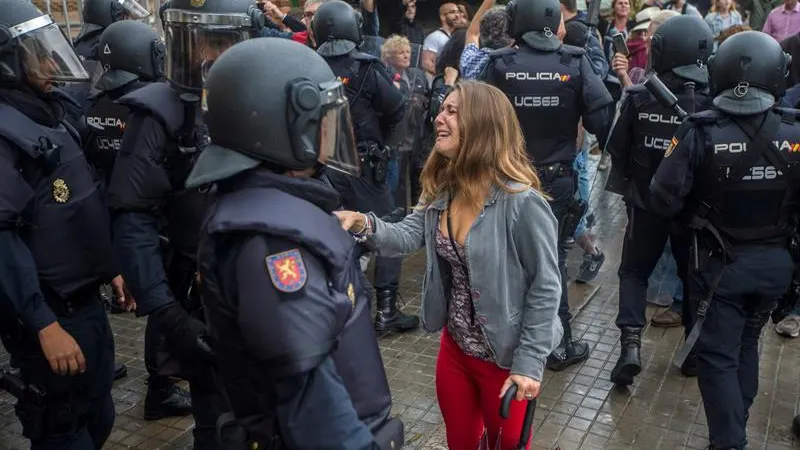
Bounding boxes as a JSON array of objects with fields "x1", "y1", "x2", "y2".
[{"x1": 436, "y1": 328, "x2": 533, "y2": 450}]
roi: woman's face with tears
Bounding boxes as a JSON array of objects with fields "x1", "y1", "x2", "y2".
[{"x1": 434, "y1": 90, "x2": 461, "y2": 158}]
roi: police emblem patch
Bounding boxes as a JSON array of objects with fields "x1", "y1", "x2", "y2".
[
  {"x1": 664, "y1": 137, "x2": 679, "y2": 158},
  {"x1": 52, "y1": 178, "x2": 70, "y2": 203},
  {"x1": 347, "y1": 283, "x2": 356, "y2": 310},
  {"x1": 265, "y1": 249, "x2": 307, "y2": 293}
]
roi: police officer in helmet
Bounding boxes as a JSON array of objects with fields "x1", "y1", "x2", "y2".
[
  {"x1": 85, "y1": 19, "x2": 194, "y2": 420},
  {"x1": 188, "y1": 37, "x2": 405, "y2": 450},
  {"x1": 106, "y1": 0, "x2": 268, "y2": 447},
  {"x1": 312, "y1": 0, "x2": 419, "y2": 334},
  {"x1": 0, "y1": 0, "x2": 125, "y2": 446},
  {"x1": 73, "y1": 0, "x2": 150, "y2": 61},
  {"x1": 86, "y1": 20, "x2": 165, "y2": 189},
  {"x1": 480, "y1": 0, "x2": 614, "y2": 372},
  {"x1": 68, "y1": 0, "x2": 150, "y2": 109},
  {"x1": 605, "y1": 15, "x2": 713, "y2": 387},
  {"x1": 651, "y1": 30, "x2": 800, "y2": 449}
]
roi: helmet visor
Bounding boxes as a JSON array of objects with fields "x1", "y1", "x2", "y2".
[
  {"x1": 163, "y1": 13, "x2": 252, "y2": 90},
  {"x1": 118, "y1": 0, "x2": 151, "y2": 19},
  {"x1": 14, "y1": 18, "x2": 90, "y2": 85},
  {"x1": 318, "y1": 80, "x2": 360, "y2": 176}
]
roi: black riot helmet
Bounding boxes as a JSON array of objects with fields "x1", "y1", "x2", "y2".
[
  {"x1": 649, "y1": 15, "x2": 713, "y2": 85},
  {"x1": 506, "y1": 0, "x2": 561, "y2": 41},
  {"x1": 0, "y1": 0, "x2": 90, "y2": 90},
  {"x1": 312, "y1": 0, "x2": 363, "y2": 57},
  {"x1": 95, "y1": 20, "x2": 165, "y2": 91},
  {"x1": 708, "y1": 30, "x2": 791, "y2": 115},
  {"x1": 77, "y1": 0, "x2": 150, "y2": 40},
  {"x1": 161, "y1": 0, "x2": 264, "y2": 92},
  {"x1": 185, "y1": 38, "x2": 360, "y2": 188}
]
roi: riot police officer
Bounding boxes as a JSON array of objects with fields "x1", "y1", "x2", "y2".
[
  {"x1": 651, "y1": 30, "x2": 800, "y2": 450},
  {"x1": 605, "y1": 15, "x2": 713, "y2": 386},
  {"x1": 0, "y1": 0, "x2": 121, "y2": 446},
  {"x1": 86, "y1": 20, "x2": 165, "y2": 188},
  {"x1": 106, "y1": 0, "x2": 267, "y2": 447},
  {"x1": 188, "y1": 37, "x2": 404, "y2": 450},
  {"x1": 70, "y1": 0, "x2": 150, "y2": 109},
  {"x1": 73, "y1": 0, "x2": 150, "y2": 61},
  {"x1": 312, "y1": 0, "x2": 419, "y2": 334},
  {"x1": 479, "y1": 0, "x2": 614, "y2": 371},
  {"x1": 85, "y1": 19, "x2": 193, "y2": 420}
]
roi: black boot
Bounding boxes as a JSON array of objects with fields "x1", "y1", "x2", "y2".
[
  {"x1": 610, "y1": 327, "x2": 642, "y2": 386},
  {"x1": 144, "y1": 377, "x2": 193, "y2": 421},
  {"x1": 113, "y1": 362, "x2": 128, "y2": 381},
  {"x1": 793, "y1": 415, "x2": 800, "y2": 439},
  {"x1": 374, "y1": 288, "x2": 419, "y2": 334},
  {"x1": 546, "y1": 320, "x2": 590, "y2": 371}
]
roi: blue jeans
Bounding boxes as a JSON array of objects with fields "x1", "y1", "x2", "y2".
[
  {"x1": 649, "y1": 238, "x2": 684, "y2": 309},
  {"x1": 387, "y1": 157, "x2": 399, "y2": 196},
  {"x1": 573, "y1": 134, "x2": 591, "y2": 238}
]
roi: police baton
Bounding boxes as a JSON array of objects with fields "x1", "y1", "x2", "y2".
[{"x1": 644, "y1": 73, "x2": 689, "y2": 119}]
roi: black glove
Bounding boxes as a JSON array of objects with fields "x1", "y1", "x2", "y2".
[
  {"x1": 380, "y1": 207, "x2": 407, "y2": 223},
  {"x1": 151, "y1": 302, "x2": 214, "y2": 364}
]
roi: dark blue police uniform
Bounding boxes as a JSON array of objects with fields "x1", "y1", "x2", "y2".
[
  {"x1": 651, "y1": 106, "x2": 800, "y2": 449},
  {"x1": 84, "y1": 81, "x2": 146, "y2": 188},
  {"x1": 481, "y1": 31, "x2": 614, "y2": 370},
  {"x1": 606, "y1": 82, "x2": 710, "y2": 340},
  {"x1": 106, "y1": 82, "x2": 227, "y2": 448},
  {"x1": 197, "y1": 170, "x2": 403, "y2": 449},
  {"x1": 0, "y1": 89, "x2": 116, "y2": 449},
  {"x1": 321, "y1": 50, "x2": 414, "y2": 331}
]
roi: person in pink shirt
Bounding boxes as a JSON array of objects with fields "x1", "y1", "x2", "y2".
[{"x1": 763, "y1": 0, "x2": 800, "y2": 43}]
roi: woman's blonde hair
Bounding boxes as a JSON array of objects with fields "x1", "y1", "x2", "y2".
[
  {"x1": 419, "y1": 80, "x2": 543, "y2": 210},
  {"x1": 381, "y1": 35, "x2": 410, "y2": 62}
]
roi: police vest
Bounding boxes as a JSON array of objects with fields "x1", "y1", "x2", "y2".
[
  {"x1": 197, "y1": 182, "x2": 394, "y2": 441},
  {"x1": 327, "y1": 52, "x2": 384, "y2": 146},
  {"x1": 86, "y1": 92, "x2": 130, "y2": 186},
  {"x1": 692, "y1": 107, "x2": 800, "y2": 244},
  {"x1": 0, "y1": 103, "x2": 115, "y2": 299},
  {"x1": 484, "y1": 44, "x2": 584, "y2": 166},
  {"x1": 117, "y1": 82, "x2": 214, "y2": 260},
  {"x1": 626, "y1": 84, "x2": 711, "y2": 211}
]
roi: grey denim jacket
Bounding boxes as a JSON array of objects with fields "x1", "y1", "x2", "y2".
[{"x1": 368, "y1": 182, "x2": 563, "y2": 381}]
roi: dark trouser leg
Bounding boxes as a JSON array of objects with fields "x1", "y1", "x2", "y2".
[
  {"x1": 693, "y1": 247, "x2": 792, "y2": 449},
  {"x1": 544, "y1": 174, "x2": 590, "y2": 371},
  {"x1": 143, "y1": 317, "x2": 193, "y2": 420},
  {"x1": 611, "y1": 207, "x2": 672, "y2": 385},
  {"x1": 16, "y1": 299, "x2": 115, "y2": 450},
  {"x1": 187, "y1": 371, "x2": 229, "y2": 450},
  {"x1": 328, "y1": 169, "x2": 419, "y2": 333},
  {"x1": 616, "y1": 206, "x2": 672, "y2": 329}
]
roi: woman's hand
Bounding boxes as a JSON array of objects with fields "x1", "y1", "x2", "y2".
[
  {"x1": 499, "y1": 374, "x2": 541, "y2": 401},
  {"x1": 334, "y1": 211, "x2": 368, "y2": 233},
  {"x1": 611, "y1": 52, "x2": 629, "y2": 78}
]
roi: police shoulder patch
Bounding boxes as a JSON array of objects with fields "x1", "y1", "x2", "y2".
[
  {"x1": 265, "y1": 249, "x2": 308, "y2": 293},
  {"x1": 664, "y1": 137, "x2": 679, "y2": 158}
]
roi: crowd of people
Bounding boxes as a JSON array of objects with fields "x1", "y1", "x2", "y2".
[{"x1": 2, "y1": 0, "x2": 800, "y2": 449}]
